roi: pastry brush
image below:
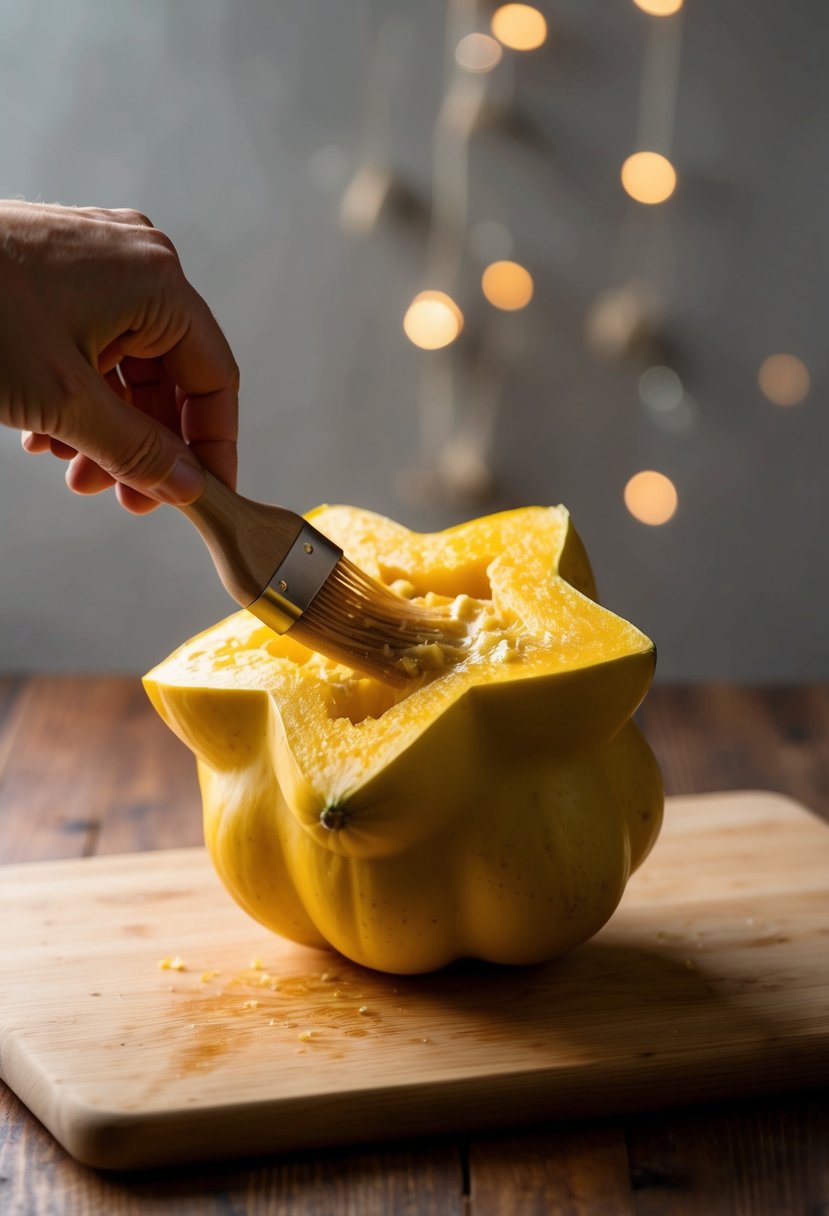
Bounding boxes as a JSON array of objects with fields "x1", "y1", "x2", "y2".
[{"x1": 177, "y1": 472, "x2": 463, "y2": 685}]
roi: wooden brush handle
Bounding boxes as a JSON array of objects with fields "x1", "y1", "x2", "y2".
[{"x1": 177, "y1": 472, "x2": 304, "y2": 609}]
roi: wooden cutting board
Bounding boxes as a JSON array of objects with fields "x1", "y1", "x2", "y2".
[{"x1": 1, "y1": 790, "x2": 828, "y2": 1170}]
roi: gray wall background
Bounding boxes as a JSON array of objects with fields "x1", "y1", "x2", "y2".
[{"x1": 1, "y1": 0, "x2": 826, "y2": 680}]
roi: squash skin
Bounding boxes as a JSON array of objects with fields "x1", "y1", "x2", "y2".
[{"x1": 144, "y1": 505, "x2": 663, "y2": 974}]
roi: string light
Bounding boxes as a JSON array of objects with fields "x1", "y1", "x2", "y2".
[
  {"x1": 491, "y1": 5, "x2": 548, "y2": 52},
  {"x1": 455, "y1": 33, "x2": 503, "y2": 73},
  {"x1": 757, "y1": 354, "x2": 810, "y2": 407},
  {"x1": 403, "y1": 291, "x2": 464, "y2": 350},
  {"x1": 624, "y1": 470, "x2": 678, "y2": 525},
  {"x1": 621, "y1": 151, "x2": 676, "y2": 205},
  {"x1": 481, "y1": 260, "x2": 534, "y2": 311},
  {"x1": 632, "y1": 0, "x2": 684, "y2": 15}
]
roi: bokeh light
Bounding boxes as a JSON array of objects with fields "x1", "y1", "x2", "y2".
[
  {"x1": 624, "y1": 470, "x2": 678, "y2": 526},
  {"x1": 585, "y1": 283, "x2": 653, "y2": 361},
  {"x1": 621, "y1": 151, "x2": 677, "y2": 205},
  {"x1": 639, "y1": 365, "x2": 683, "y2": 412},
  {"x1": 757, "y1": 354, "x2": 810, "y2": 407},
  {"x1": 455, "y1": 32, "x2": 503, "y2": 73},
  {"x1": 481, "y1": 260, "x2": 534, "y2": 310},
  {"x1": 491, "y1": 4, "x2": 548, "y2": 51},
  {"x1": 632, "y1": 0, "x2": 684, "y2": 15},
  {"x1": 403, "y1": 291, "x2": 464, "y2": 350}
]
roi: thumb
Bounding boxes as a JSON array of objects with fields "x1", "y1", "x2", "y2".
[{"x1": 59, "y1": 363, "x2": 206, "y2": 505}]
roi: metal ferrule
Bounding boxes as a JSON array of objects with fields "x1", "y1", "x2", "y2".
[{"x1": 247, "y1": 522, "x2": 343, "y2": 635}]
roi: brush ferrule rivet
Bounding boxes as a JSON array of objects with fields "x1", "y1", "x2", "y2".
[{"x1": 247, "y1": 522, "x2": 343, "y2": 635}]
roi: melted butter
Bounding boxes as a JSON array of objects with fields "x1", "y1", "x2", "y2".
[
  {"x1": 297, "y1": 585, "x2": 545, "y2": 726},
  {"x1": 400, "y1": 592, "x2": 531, "y2": 673}
]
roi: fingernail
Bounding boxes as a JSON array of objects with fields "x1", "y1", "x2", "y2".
[{"x1": 153, "y1": 457, "x2": 206, "y2": 505}]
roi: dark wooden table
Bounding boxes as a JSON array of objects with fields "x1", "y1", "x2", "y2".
[{"x1": 1, "y1": 677, "x2": 828, "y2": 1215}]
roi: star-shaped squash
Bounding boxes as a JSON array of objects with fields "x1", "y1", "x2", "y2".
[{"x1": 144, "y1": 505, "x2": 663, "y2": 974}]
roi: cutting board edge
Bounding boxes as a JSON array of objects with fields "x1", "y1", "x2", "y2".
[{"x1": 14, "y1": 1036, "x2": 829, "y2": 1171}]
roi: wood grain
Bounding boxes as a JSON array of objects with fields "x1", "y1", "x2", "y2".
[
  {"x1": 627, "y1": 1094, "x2": 829, "y2": 1216},
  {"x1": 639, "y1": 685, "x2": 829, "y2": 821},
  {"x1": 1, "y1": 679, "x2": 828, "y2": 1215},
  {"x1": 0, "y1": 675, "x2": 201, "y2": 864},
  {"x1": 467, "y1": 1125, "x2": 634, "y2": 1216}
]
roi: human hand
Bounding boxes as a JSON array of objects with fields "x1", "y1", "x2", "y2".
[{"x1": 0, "y1": 201, "x2": 238, "y2": 513}]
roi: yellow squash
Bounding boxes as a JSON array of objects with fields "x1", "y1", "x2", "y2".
[{"x1": 144, "y1": 505, "x2": 663, "y2": 974}]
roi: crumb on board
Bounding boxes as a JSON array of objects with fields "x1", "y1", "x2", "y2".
[{"x1": 158, "y1": 956, "x2": 187, "y2": 971}]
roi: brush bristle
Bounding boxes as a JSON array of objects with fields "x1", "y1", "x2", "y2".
[{"x1": 287, "y1": 555, "x2": 466, "y2": 684}]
